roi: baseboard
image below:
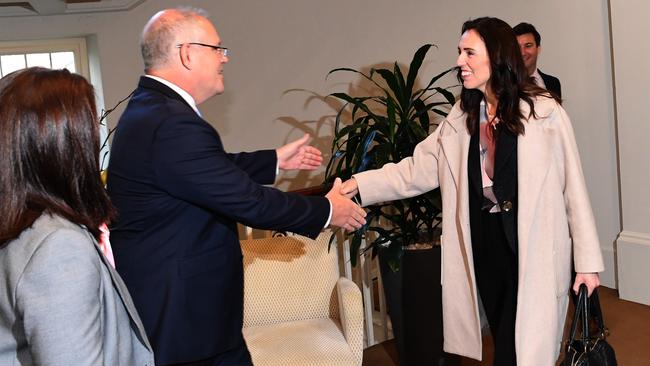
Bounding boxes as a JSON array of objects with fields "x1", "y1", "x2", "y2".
[{"x1": 615, "y1": 231, "x2": 650, "y2": 305}]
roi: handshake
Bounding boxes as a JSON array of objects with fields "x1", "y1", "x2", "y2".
[
  {"x1": 275, "y1": 134, "x2": 364, "y2": 232},
  {"x1": 325, "y1": 177, "x2": 365, "y2": 232}
]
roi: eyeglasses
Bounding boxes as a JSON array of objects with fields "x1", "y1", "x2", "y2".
[{"x1": 176, "y1": 42, "x2": 229, "y2": 57}]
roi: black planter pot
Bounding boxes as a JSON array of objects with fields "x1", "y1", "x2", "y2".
[{"x1": 378, "y1": 246, "x2": 460, "y2": 366}]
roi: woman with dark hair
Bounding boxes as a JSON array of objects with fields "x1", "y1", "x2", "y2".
[
  {"x1": 341, "y1": 17, "x2": 603, "y2": 365},
  {"x1": 0, "y1": 67, "x2": 154, "y2": 365}
]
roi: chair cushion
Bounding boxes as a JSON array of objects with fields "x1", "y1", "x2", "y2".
[
  {"x1": 242, "y1": 233, "x2": 340, "y2": 327},
  {"x1": 243, "y1": 318, "x2": 358, "y2": 366}
]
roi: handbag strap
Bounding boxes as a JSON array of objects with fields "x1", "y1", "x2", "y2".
[
  {"x1": 567, "y1": 285, "x2": 611, "y2": 347},
  {"x1": 580, "y1": 284, "x2": 590, "y2": 346},
  {"x1": 589, "y1": 288, "x2": 608, "y2": 337},
  {"x1": 567, "y1": 284, "x2": 590, "y2": 349}
]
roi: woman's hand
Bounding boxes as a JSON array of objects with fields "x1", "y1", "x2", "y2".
[
  {"x1": 573, "y1": 272, "x2": 600, "y2": 297},
  {"x1": 340, "y1": 178, "x2": 359, "y2": 200}
]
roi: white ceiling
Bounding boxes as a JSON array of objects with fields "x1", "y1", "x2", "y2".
[{"x1": 0, "y1": 0, "x2": 146, "y2": 17}]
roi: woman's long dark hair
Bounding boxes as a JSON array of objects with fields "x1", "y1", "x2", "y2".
[
  {"x1": 0, "y1": 67, "x2": 115, "y2": 246},
  {"x1": 457, "y1": 17, "x2": 558, "y2": 136}
]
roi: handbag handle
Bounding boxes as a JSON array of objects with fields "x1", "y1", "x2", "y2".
[
  {"x1": 566, "y1": 284, "x2": 608, "y2": 349},
  {"x1": 566, "y1": 284, "x2": 590, "y2": 350},
  {"x1": 589, "y1": 288, "x2": 608, "y2": 337}
]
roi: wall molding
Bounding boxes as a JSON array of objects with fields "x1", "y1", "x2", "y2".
[
  {"x1": 615, "y1": 231, "x2": 650, "y2": 305},
  {"x1": 617, "y1": 230, "x2": 650, "y2": 245}
]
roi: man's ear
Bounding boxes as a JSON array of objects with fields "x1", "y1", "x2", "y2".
[{"x1": 178, "y1": 44, "x2": 192, "y2": 71}]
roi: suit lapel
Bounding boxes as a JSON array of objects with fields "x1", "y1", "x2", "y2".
[
  {"x1": 537, "y1": 70, "x2": 561, "y2": 98},
  {"x1": 494, "y1": 127, "x2": 517, "y2": 179},
  {"x1": 467, "y1": 128, "x2": 482, "y2": 197}
]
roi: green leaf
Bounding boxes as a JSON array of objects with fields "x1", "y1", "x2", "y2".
[
  {"x1": 405, "y1": 44, "x2": 433, "y2": 95},
  {"x1": 413, "y1": 66, "x2": 457, "y2": 101},
  {"x1": 434, "y1": 86, "x2": 457, "y2": 105},
  {"x1": 349, "y1": 233, "x2": 363, "y2": 267},
  {"x1": 373, "y1": 68, "x2": 399, "y2": 95},
  {"x1": 393, "y1": 62, "x2": 408, "y2": 110},
  {"x1": 411, "y1": 98, "x2": 430, "y2": 135},
  {"x1": 324, "y1": 44, "x2": 457, "y2": 271}
]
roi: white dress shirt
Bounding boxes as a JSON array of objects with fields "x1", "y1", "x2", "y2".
[{"x1": 531, "y1": 68, "x2": 547, "y2": 89}]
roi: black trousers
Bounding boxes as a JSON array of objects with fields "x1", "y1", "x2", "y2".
[
  {"x1": 472, "y1": 210, "x2": 518, "y2": 366},
  {"x1": 171, "y1": 341, "x2": 253, "y2": 366}
]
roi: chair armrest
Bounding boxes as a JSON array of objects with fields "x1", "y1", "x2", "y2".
[{"x1": 336, "y1": 277, "x2": 364, "y2": 365}]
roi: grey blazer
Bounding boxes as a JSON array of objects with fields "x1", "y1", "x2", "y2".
[{"x1": 0, "y1": 213, "x2": 155, "y2": 365}]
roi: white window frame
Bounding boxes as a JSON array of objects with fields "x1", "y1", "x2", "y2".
[
  {"x1": 0, "y1": 37, "x2": 90, "y2": 79},
  {"x1": 0, "y1": 37, "x2": 109, "y2": 169}
]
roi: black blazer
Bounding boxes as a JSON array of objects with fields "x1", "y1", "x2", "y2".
[
  {"x1": 107, "y1": 77, "x2": 330, "y2": 365},
  {"x1": 468, "y1": 123, "x2": 518, "y2": 254},
  {"x1": 539, "y1": 69, "x2": 562, "y2": 99}
]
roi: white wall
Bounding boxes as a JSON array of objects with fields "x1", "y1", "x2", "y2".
[
  {"x1": 0, "y1": 0, "x2": 621, "y2": 287},
  {"x1": 610, "y1": 0, "x2": 650, "y2": 304}
]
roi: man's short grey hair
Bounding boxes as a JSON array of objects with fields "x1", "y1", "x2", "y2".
[{"x1": 140, "y1": 7, "x2": 209, "y2": 72}]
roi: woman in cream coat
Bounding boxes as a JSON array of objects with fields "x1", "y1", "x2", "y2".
[
  {"x1": 0, "y1": 68, "x2": 154, "y2": 365},
  {"x1": 342, "y1": 17, "x2": 603, "y2": 365}
]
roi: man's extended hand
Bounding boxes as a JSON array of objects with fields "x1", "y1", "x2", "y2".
[
  {"x1": 326, "y1": 178, "x2": 366, "y2": 232},
  {"x1": 276, "y1": 134, "x2": 323, "y2": 170}
]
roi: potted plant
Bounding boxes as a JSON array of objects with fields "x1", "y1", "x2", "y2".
[{"x1": 324, "y1": 44, "x2": 458, "y2": 365}]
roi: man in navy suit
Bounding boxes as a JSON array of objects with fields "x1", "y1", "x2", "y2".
[
  {"x1": 107, "y1": 7, "x2": 366, "y2": 366},
  {"x1": 513, "y1": 22, "x2": 562, "y2": 98}
]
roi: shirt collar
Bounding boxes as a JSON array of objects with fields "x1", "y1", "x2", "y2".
[
  {"x1": 144, "y1": 75, "x2": 201, "y2": 116},
  {"x1": 531, "y1": 68, "x2": 546, "y2": 88}
]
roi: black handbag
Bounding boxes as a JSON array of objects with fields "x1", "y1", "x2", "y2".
[{"x1": 561, "y1": 284, "x2": 617, "y2": 365}]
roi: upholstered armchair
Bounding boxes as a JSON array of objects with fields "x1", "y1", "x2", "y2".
[{"x1": 241, "y1": 231, "x2": 364, "y2": 365}]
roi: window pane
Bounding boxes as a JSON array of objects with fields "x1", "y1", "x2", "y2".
[
  {"x1": 1, "y1": 54, "x2": 26, "y2": 76},
  {"x1": 51, "y1": 51, "x2": 76, "y2": 73},
  {"x1": 26, "y1": 53, "x2": 51, "y2": 68}
]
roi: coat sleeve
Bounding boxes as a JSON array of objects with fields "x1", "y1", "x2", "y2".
[
  {"x1": 227, "y1": 150, "x2": 277, "y2": 185},
  {"x1": 16, "y1": 229, "x2": 104, "y2": 365},
  {"x1": 553, "y1": 104, "x2": 604, "y2": 273},
  {"x1": 354, "y1": 124, "x2": 444, "y2": 207},
  {"x1": 152, "y1": 117, "x2": 329, "y2": 238}
]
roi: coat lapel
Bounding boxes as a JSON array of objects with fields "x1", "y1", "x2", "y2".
[
  {"x1": 440, "y1": 109, "x2": 474, "y2": 267},
  {"x1": 87, "y1": 233, "x2": 153, "y2": 351},
  {"x1": 439, "y1": 106, "x2": 471, "y2": 192}
]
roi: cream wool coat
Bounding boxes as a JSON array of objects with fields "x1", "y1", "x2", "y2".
[{"x1": 354, "y1": 96, "x2": 604, "y2": 365}]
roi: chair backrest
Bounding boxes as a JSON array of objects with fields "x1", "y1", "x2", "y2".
[{"x1": 242, "y1": 231, "x2": 341, "y2": 328}]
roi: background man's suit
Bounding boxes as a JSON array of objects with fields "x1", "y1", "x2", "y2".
[
  {"x1": 539, "y1": 69, "x2": 562, "y2": 98},
  {"x1": 107, "y1": 77, "x2": 330, "y2": 365}
]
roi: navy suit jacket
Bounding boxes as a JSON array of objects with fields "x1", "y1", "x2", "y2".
[
  {"x1": 539, "y1": 69, "x2": 562, "y2": 99},
  {"x1": 107, "y1": 77, "x2": 330, "y2": 365}
]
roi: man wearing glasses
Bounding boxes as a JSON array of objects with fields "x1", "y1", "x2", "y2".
[{"x1": 107, "y1": 7, "x2": 366, "y2": 366}]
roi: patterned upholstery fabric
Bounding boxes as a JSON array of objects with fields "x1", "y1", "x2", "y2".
[{"x1": 241, "y1": 231, "x2": 363, "y2": 365}]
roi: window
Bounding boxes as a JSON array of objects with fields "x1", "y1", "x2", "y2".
[
  {"x1": 0, "y1": 37, "x2": 89, "y2": 78},
  {"x1": 0, "y1": 37, "x2": 108, "y2": 168}
]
